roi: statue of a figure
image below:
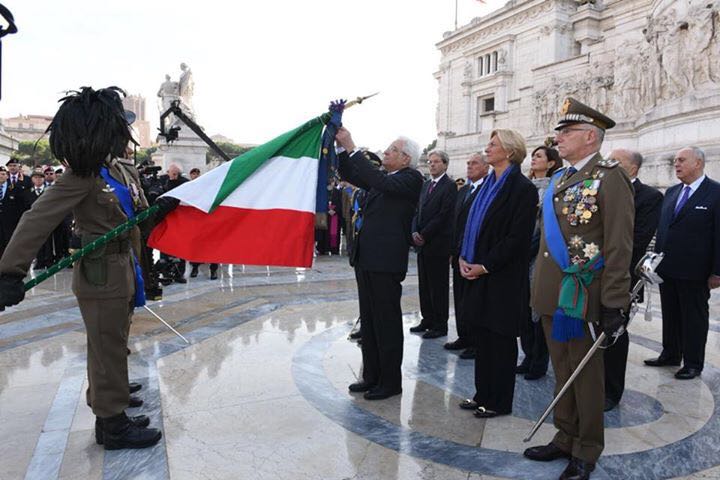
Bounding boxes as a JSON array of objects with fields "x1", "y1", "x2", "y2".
[
  {"x1": 157, "y1": 74, "x2": 179, "y2": 112},
  {"x1": 178, "y1": 62, "x2": 195, "y2": 118}
]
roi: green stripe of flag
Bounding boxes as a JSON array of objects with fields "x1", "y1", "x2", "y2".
[{"x1": 211, "y1": 114, "x2": 328, "y2": 211}]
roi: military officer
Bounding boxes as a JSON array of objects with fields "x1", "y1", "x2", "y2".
[
  {"x1": 524, "y1": 98, "x2": 633, "y2": 480},
  {"x1": 0, "y1": 87, "x2": 177, "y2": 450}
]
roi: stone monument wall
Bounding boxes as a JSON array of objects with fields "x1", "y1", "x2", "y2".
[{"x1": 435, "y1": 0, "x2": 720, "y2": 188}]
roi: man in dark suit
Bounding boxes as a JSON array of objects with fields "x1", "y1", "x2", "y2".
[
  {"x1": 5, "y1": 158, "x2": 31, "y2": 190},
  {"x1": 409, "y1": 150, "x2": 457, "y2": 339},
  {"x1": 645, "y1": 146, "x2": 720, "y2": 380},
  {"x1": 0, "y1": 165, "x2": 29, "y2": 258},
  {"x1": 444, "y1": 153, "x2": 489, "y2": 358},
  {"x1": 603, "y1": 149, "x2": 663, "y2": 411},
  {"x1": 335, "y1": 126, "x2": 423, "y2": 400},
  {"x1": 23, "y1": 171, "x2": 55, "y2": 269}
]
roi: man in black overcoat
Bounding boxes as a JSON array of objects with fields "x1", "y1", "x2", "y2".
[
  {"x1": 444, "y1": 153, "x2": 488, "y2": 358},
  {"x1": 646, "y1": 146, "x2": 720, "y2": 379},
  {"x1": 409, "y1": 150, "x2": 456, "y2": 339},
  {"x1": 602, "y1": 149, "x2": 663, "y2": 411},
  {"x1": 335, "y1": 127, "x2": 423, "y2": 400}
]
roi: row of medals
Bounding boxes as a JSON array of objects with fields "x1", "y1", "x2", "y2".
[{"x1": 562, "y1": 178, "x2": 601, "y2": 227}]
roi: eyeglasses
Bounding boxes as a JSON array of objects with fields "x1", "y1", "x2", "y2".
[{"x1": 556, "y1": 127, "x2": 590, "y2": 137}]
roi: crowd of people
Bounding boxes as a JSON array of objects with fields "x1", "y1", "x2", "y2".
[
  {"x1": 0, "y1": 88, "x2": 718, "y2": 479},
  {"x1": 335, "y1": 97, "x2": 719, "y2": 480}
]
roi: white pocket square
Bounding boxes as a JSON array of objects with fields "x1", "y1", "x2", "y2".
[{"x1": 695, "y1": 205, "x2": 708, "y2": 210}]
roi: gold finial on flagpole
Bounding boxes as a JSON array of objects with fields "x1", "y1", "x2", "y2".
[{"x1": 344, "y1": 92, "x2": 379, "y2": 110}]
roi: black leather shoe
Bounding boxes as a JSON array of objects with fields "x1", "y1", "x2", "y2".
[
  {"x1": 129, "y1": 382, "x2": 142, "y2": 394},
  {"x1": 363, "y1": 387, "x2": 401, "y2": 400},
  {"x1": 675, "y1": 367, "x2": 702, "y2": 380},
  {"x1": 348, "y1": 381, "x2": 376, "y2": 393},
  {"x1": 422, "y1": 330, "x2": 447, "y2": 339},
  {"x1": 349, "y1": 330, "x2": 362, "y2": 340},
  {"x1": 409, "y1": 323, "x2": 430, "y2": 333},
  {"x1": 459, "y1": 347, "x2": 476, "y2": 359},
  {"x1": 524, "y1": 371, "x2": 546, "y2": 381},
  {"x1": 96, "y1": 414, "x2": 150, "y2": 444},
  {"x1": 174, "y1": 277, "x2": 187, "y2": 284},
  {"x1": 128, "y1": 396, "x2": 143, "y2": 408},
  {"x1": 515, "y1": 363, "x2": 530, "y2": 374},
  {"x1": 604, "y1": 398, "x2": 618, "y2": 412},
  {"x1": 210, "y1": 272, "x2": 218, "y2": 280},
  {"x1": 523, "y1": 442, "x2": 571, "y2": 462},
  {"x1": 644, "y1": 356, "x2": 681, "y2": 367},
  {"x1": 444, "y1": 338, "x2": 469, "y2": 350},
  {"x1": 190, "y1": 266, "x2": 199, "y2": 278},
  {"x1": 102, "y1": 413, "x2": 162, "y2": 450},
  {"x1": 562, "y1": 457, "x2": 595, "y2": 480}
]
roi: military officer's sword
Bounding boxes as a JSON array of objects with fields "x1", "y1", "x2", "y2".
[{"x1": 523, "y1": 252, "x2": 664, "y2": 443}]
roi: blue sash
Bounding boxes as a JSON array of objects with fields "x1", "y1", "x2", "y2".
[
  {"x1": 100, "y1": 167, "x2": 146, "y2": 308},
  {"x1": 542, "y1": 170, "x2": 604, "y2": 342}
]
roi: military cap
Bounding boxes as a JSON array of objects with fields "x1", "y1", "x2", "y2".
[
  {"x1": 31, "y1": 171, "x2": 44, "y2": 178},
  {"x1": 43, "y1": 166, "x2": 55, "y2": 174},
  {"x1": 0, "y1": 166, "x2": 7, "y2": 172},
  {"x1": 6, "y1": 157, "x2": 19, "y2": 166},
  {"x1": 555, "y1": 97, "x2": 616, "y2": 131}
]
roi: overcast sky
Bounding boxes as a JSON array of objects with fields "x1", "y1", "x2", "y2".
[{"x1": 0, "y1": 0, "x2": 505, "y2": 150}]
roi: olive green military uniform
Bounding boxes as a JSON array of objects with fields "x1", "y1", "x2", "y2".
[
  {"x1": 531, "y1": 152, "x2": 634, "y2": 463},
  {"x1": 0, "y1": 158, "x2": 148, "y2": 418}
]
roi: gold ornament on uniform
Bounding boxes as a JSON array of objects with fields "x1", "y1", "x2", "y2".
[
  {"x1": 560, "y1": 99, "x2": 572, "y2": 115},
  {"x1": 583, "y1": 242, "x2": 599, "y2": 259}
]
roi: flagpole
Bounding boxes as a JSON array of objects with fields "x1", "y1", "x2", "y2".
[{"x1": 455, "y1": 0, "x2": 458, "y2": 30}]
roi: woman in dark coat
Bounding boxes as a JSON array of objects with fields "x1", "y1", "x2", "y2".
[{"x1": 457, "y1": 129, "x2": 538, "y2": 418}]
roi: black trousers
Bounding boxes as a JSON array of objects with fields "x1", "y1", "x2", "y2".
[
  {"x1": 451, "y1": 259, "x2": 471, "y2": 343},
  {"x1": 519, "y1": 314, "x2": 549, "y2": 375},
  {"x1": 355, "y1": 267, "x2": 406, "y2": 391},
  {"x1": 417, "y1": 251, "x2": 450, "y2": 333},
  {"x1": 473, "y1": 327, "x2": 518, "y2": 414},
  {"x1": 191, "y1": 262, "x2": 218, "y2": 273},
  {"x1": 659, "y1": 277, "x2": 710, "y2": 370},
  {"x1": 603, "y1": 330, "x2": 629, "y2": 403}
]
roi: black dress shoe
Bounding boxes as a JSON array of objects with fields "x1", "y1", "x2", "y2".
[
  {"x1": 363, "y1": 387, "x2": 401, "y2": 400},
  {"x1": 422, "y1": 330, "x2": 447, "y2": 339},
  {"x1": 210, "y1": 272, "x2": 218, "y2": 280},
  {"x1": 459, "y1": 399, "x2": 478, "y2": 410},
  {"x1": 675, "y1": 367, "x2": 702, "y2": 380},
  {"x1": 444, "y1": 338, "x2": 469, "y2": 350},
  {"x1": 459, "y1": 347, "x2": 476, "y2": 359},
  {"x1": 562, "y1": 457, "x2": 595, "y2": 480},
  {"x1": 409, "y1": 323, "x2": 430, "y2": 333},
  {"x1": 129, "y1": 382, "x2": 142, "y2": 394},
  {"x1": 128, "y1": 396, "x2": 143, "y2": 408},
  {"x1": 515, "y1": 363, "x2": 530, "y2": 374},
  {"x1": 101, "y1": 412, "x2": 162, "y2": 450},
  {"x1": 523, "y1": 442, "x2": 571, "y2": 462},
  {"x1": 96, "y1": 414, "x2": 150, "y2": 444},
  {"x1": 604, "y1": 398, "x2": 618, "y2": 412},
  {"x1": 644, "y1": 356, "x2": 681, "y2": 367},
  {"x1": 174, "y1": 277, "x2": 187, "y2": 284},
  {"x1": 348, "y1": 381, "x2": 376, "y2": 392},
  {"x1": 349, "y1": 330, "x2": 362, "y2": 340},
  {"x1": 524, "y1": 371, "x2": 546, "y2": 381},
  {"x1": 190, "y1": 266, "x2": 199, "y2": 278}
]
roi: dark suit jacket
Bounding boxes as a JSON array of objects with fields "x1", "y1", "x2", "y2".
[
  {"x1": 338, "y1": 151, "x2": 423, "y2": 273},
  {"x1": 461, "y1": 168, "x2": 538, "y2": 337},
  {"x1": 655, "y1": 176, "x2": 720, "y2": 281},
  {"x1": 412, "y1": 174, "x2": 456, "y2": 256},
  {"x1": 452, "y1": 180, "x2": 483, "y2": 257},
  {"x1": 24, "y1": 187, "x2": 45, "y2": 210},
  {"x1": 0, "y1": 180, "x2": 29, "y2": 245},
  {"x1": 631, "y1": 179, "x2": 663, "y2": 270}
]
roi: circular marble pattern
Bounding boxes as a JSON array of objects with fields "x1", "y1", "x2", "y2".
[{"x1": 292, "y1": 324, "x2": 720, "y2": 480}]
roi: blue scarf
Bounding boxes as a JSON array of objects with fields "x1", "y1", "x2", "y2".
[
  {"x1": 460, "y1": 164, "x2": 516, "y2": 263},
  {"x1": 100, "y1": 167, "x2": 146, "y2": 308}
]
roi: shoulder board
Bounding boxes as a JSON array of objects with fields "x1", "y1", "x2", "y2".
[{"x1": 597, "y1": 158, "x2": 619, "y2": 168}]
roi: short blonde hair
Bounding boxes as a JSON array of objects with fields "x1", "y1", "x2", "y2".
[{"x1": 490, "y1": 129, "x2": 527, "y2": 165}]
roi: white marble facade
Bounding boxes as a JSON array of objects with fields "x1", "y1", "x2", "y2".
[{"x1": 435, "y1": 0, "x2": 720, "y2": 187}]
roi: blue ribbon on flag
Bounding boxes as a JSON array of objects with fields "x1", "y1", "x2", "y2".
[{"x1": 316, "y1": 100, "x2": 346, "y2": 214}]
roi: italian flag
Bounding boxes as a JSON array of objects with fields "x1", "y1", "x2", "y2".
[{"x1": 148, "y1": 116, "x2": 326, "y2": 268}]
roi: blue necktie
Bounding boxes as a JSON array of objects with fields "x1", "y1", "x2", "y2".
[
  {"x1": 566, "y1": 166, "x2": 577, "y2": 177},
  {"x1": 673, "y1": 185, "x2": 691, "y2": 217}
]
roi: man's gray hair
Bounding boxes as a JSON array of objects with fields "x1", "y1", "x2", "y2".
[
  {"x1": 630, "y1": 151, "x2": 644, "y2": 169},
  {"x1": 690, "y1": 146, "x2": 706, "y2": 163},
  {"x1": 428, "y1": 149, "x2": 450, "y2": 165},
  {"x1": 589, "y1": 125, "x2": 605, "y2": 145},
  {"x1": 398, "y1": 136, "x2": 420, "y2": 168}
]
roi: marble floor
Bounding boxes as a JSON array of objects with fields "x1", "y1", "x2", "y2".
[{"x1": 2, "y1": 256, "x2": 720, "y2": 480}]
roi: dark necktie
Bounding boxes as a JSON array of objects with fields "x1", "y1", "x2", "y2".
[
  {"x1": 11, "y1": 175, "x2": 17, "y2": 186},
  {"x1": 673, "y1": 185, "x2": 691, "y2": 217},
  {"x1": 566, "y1": 166, "x2": 577, "y2": 178},
  {"x1": 36, "y1": 188, "x2": 41, "y2": 196},
  {"x1": 428, "y1": 181, "x2": 437, "y2": 195},
  {"x1": 464, "y1": 184, "x2": 475, "y2": 202}
]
